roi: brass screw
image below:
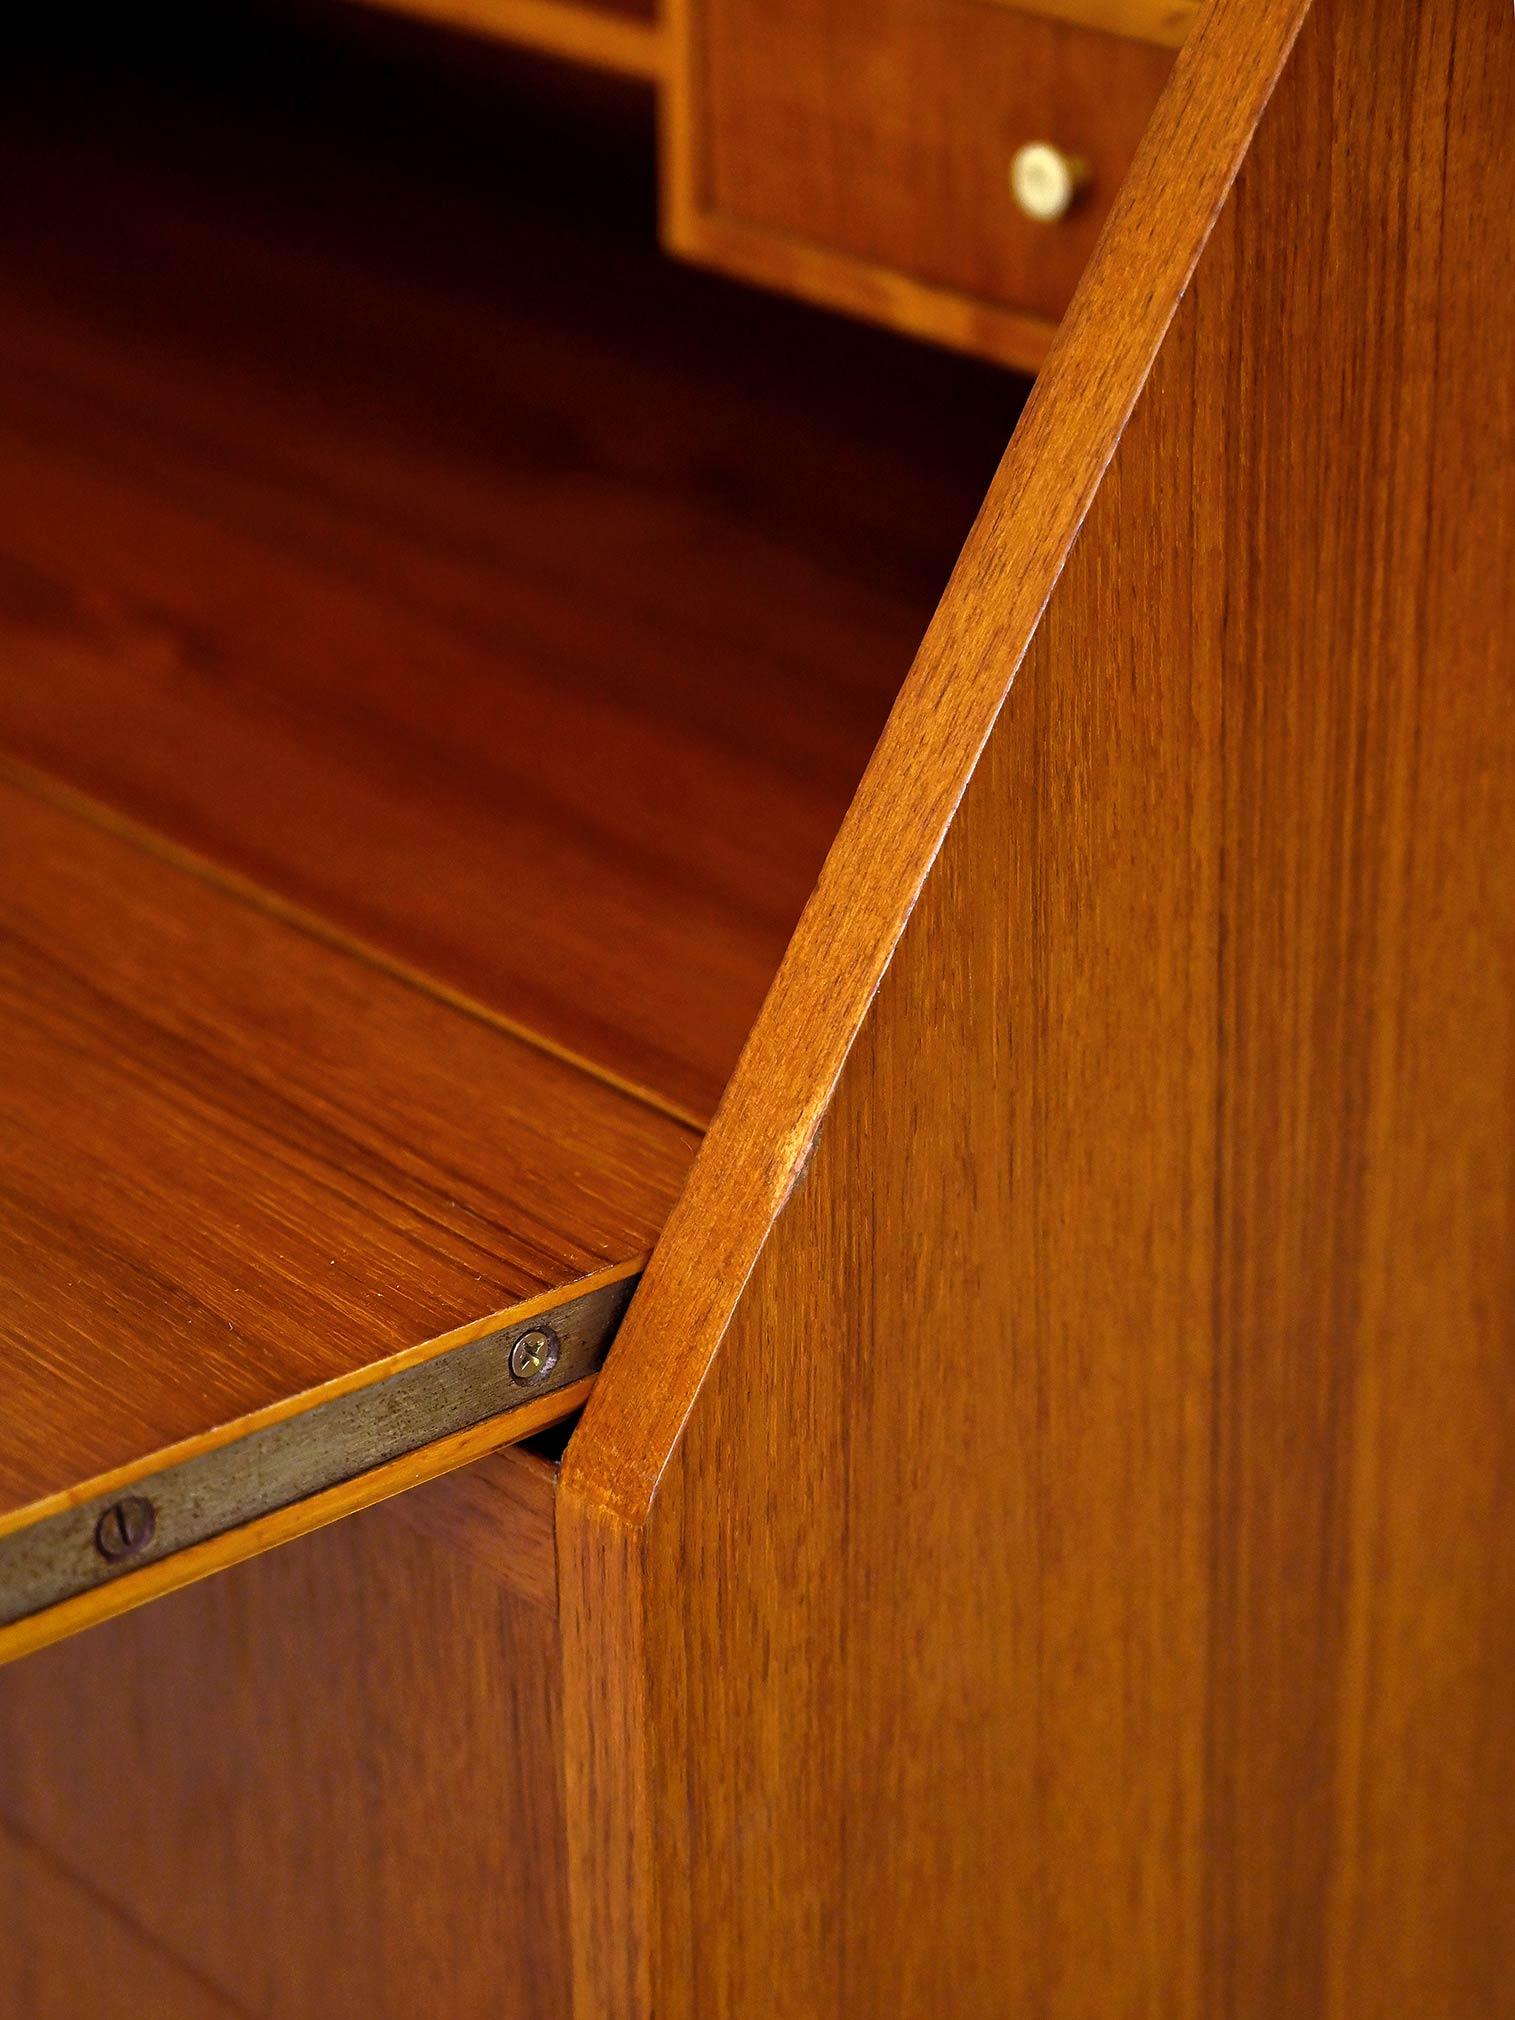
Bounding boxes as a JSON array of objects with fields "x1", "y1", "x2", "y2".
[
  {"x1": 95, "y1": 1495, "x2": 157, "y2": 1563},
  {"x1": 509, "y1": 1327, "x2": 560, "y2": 1385}
]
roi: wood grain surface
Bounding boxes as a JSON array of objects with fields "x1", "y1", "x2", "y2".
[
  {"x1": 0, "y1": 1472, "x2": 572, "y2": 2020},
  {"x1": 562, "y1": 0, "x2": 1515, "y2": 2012},
  {"x1": 0, "y1": 15, "x2": 1019, "y2": 1122},
  {"x1": 0, "y1": 775, "x2": 693, "y2": 1533},
  {"x1": 565, "y1": 0, "x2": 1309, "y2": 1530}
]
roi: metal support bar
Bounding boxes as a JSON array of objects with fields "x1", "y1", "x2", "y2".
[{"x1": 0, "y1": 1275, "x2": 633, "y2": 1628}]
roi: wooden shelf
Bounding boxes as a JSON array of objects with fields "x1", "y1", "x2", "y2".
[{"x1": 0, "y1": 773, "x2": 695, "y2": 1637}]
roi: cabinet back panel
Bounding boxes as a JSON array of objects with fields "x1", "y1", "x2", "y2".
[{"x1": 0, "y1": 1463, "x2": 570, "y2": 2020}]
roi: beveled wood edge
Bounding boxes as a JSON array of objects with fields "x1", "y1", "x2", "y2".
[
  {"x1": 561, "y1": 0, "x2": 1316, "y2": 1533},
  {"x1": 350, "y1": 0, "x2": 667, "y2": 79}
]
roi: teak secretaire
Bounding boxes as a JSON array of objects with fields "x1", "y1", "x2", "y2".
[{"x1": 0, "y1": 0, "x2": 1510, "y2": 2013}]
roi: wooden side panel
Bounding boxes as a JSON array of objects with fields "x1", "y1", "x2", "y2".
[
  {"x1": 0, "y1": 1458, "x2": 570, "y2": 2020},
  {"x1": 639, "y1": 255, "x2": 1223, "y2": 2020},
  {"x1": 1199, "y1": 4, "x2": 1515, "y2": 2000},
  {"x1": 564, "y1": 0, "x2": 1515, "y2": 2011}
]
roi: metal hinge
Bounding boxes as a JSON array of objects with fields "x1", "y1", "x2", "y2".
[{"x1": 0, "y1": 1274, "x2": 633, "y2": 1630}]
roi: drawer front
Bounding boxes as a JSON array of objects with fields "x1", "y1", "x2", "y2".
[{"x1": 695, "y1": 0, "x2": 1174, "y2": 330}]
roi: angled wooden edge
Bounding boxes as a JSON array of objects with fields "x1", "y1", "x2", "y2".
[
  {"x1": 558, "y1": 0, "x2": 1314, "y2": 2009},
  {"x1": 563, "y1": 0, "x2": 1314, "y2": 1531}
]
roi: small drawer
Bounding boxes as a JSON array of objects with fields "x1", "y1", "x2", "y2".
[{"x1": 680, "y1": 0, "x2": 1176, "y2": 362}]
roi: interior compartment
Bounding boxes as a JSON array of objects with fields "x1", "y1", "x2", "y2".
[
  {"x1": 0, "y1": 14, "x2": 1025, "y2": 1981},
  {"x1": 0, "y1": 1, "x2": 1025, "y2": 1125},
  {"x1": 0, "y1": 1452, "x2": 571, "y2": 2020}
]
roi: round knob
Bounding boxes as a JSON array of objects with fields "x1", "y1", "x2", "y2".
[{"x1": 1009, "y1": 143, "x2": 1089, "y2": 223}]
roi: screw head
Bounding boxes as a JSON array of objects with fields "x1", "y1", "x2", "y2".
[
  {"x1": 95, "y1": 1495, "x2": 157, "y2": 1563},
  {"x1": 508, "y1": 1327, "x2": 560, "y2": 1385}
]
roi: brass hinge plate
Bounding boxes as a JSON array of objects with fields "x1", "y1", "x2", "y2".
[{"x1": 0, "y1": 1274, "x2": 633, "y2": 1631}]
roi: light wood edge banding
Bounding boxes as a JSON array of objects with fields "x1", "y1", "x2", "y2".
[{"x1": 0, "y1": 1256, "x2": 642, "y2": 1545}]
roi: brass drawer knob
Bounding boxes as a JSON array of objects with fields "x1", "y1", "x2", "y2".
[{"x1": 1009, "y1": 143, "x2": 1090, "y2": 222}]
